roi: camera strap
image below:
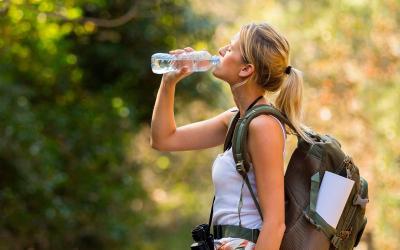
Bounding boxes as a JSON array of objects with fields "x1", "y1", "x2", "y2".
[{"x1": 208, "y1": 196, "x2": 215, "y2": 228}]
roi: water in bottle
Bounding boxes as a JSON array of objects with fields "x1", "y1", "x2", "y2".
[{"x1": 151, "y1": 51, "x2": 220, "y2": 74}]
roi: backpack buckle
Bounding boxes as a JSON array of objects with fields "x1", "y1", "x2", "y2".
[
  {"x1": 236, "y1": 161, "x2": 246, "y2": 174},
  {"x1": 344, "y1": 156, "x2": 354, "y2": 179},
  {"x1": 331, "y1": 229, "x2": 352, "y2": 248},
  {"x1": 353, "y1": 194, "x2": 369, "y2": 208},
  {"x1": 338, "y1": 229, "x2": 352, "y2": 240}
]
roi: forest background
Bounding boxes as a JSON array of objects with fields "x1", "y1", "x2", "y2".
[{"x1": 0, "y1": 0, "x2": 399, "y2": 249}]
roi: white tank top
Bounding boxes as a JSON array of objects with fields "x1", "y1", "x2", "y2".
[{"x1": 211, "y1": 116, "x2": 286, "y2": 229}]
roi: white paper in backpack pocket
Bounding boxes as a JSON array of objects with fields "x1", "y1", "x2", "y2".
[{"x1": 315, "y1": 171, "x2": 355, "y2": 228}]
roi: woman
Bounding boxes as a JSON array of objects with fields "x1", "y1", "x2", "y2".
[{"x1": 151, "y1": 22, "x2": 310, "y2": 250}]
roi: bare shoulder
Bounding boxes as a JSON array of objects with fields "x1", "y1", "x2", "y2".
[
  {"x1": 249, "y1": 114, "x2": 282, "y2": 131},
  {"x1": 248, "y1": 114, "x2": 285, "y2": 144},
  {"x1": 247, "y1": 114, "x2": 285, "y2": 163}
]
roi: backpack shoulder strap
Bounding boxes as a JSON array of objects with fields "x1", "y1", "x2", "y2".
[{"x1": 231, "y1": 104, "x2": 296, "y2": 220}]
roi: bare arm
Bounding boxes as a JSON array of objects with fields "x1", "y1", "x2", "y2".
[
  {"x1": 248, "y1": 115, "x2": 286, "y2": 250},
  {"x1": 151, "y1": 78, "x2": 234, "y2": 151},
  {"x1": 150, "y1": 48, "x2": 235, "y2": 151}
]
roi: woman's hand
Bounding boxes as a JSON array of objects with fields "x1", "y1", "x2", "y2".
[{"x1": 161, "y1": 47, "x2": 194, "y2": 85}]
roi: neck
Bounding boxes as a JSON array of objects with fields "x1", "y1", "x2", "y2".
[{"x1": 230, "y1": 79, "x2": 266, "y2": 117}]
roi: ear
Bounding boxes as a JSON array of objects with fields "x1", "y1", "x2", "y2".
[{"x1": 238, "y1": 64, "x2": 254, "y2": 78}]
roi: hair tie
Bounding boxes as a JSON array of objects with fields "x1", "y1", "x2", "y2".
[{"x1": 285, "y1": 66, "x2": 292, "y2": 75}]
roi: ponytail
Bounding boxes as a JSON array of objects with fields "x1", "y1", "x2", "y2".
[
  {"x1": 275, "y1": 67, "x2": 312, "y2": 143},
  {"x1": 238, "y1": 22, "x2": 313, "y2": 143}
]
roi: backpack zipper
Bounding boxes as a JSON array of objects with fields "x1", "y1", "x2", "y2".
[
  {"x1": 336, "y1": 155, "x2": 352, "y2": 176},
  {"x1": 334, "y1": 155, "x2": 357, "y2": 242}
]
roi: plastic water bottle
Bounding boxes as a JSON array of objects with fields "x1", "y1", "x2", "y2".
[{"x1": 151, "y1": 51, "x2": 220, "y2": 74}]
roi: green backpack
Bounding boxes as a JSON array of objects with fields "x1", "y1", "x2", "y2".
[{"x1": 224, "y1": 104, "x2": 369, "y2": 250}]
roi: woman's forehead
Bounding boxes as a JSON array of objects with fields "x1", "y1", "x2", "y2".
[
  {"x1": 230, "y1": 33, "x2": 240, "y2": 47},
  {"x1": 231, "y1": 33, "x2": 240, "y2": 42}
]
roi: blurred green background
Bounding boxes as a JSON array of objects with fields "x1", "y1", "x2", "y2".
[{"x1": 0, "y1": 0, "x2": 399, "y2": 249}]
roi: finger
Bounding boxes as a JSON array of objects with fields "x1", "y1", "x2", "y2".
[
  {"x1": 169, "y1": 49, "x2": 185, "y2": 55},
  {"x1": 184, "y1": 47, "x2": 194, "y2": 52}
]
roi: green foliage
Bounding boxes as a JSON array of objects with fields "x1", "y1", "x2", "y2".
[{"x1": 0, "y1": 0, "x2": 218, "y2": 248}]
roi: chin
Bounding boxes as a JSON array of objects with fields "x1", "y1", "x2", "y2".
[
  {"x1": 211, "y1": 68, "x2": 218, "y2": 78},
  {"x1": 211, "y1": 69, "x2": 217, "y2": 77},
  {"x1": 212, "y1": 68, "x2": 223, "y2": 80}
]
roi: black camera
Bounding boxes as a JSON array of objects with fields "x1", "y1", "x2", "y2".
[{"x1": 190, "y1": 224, "x2": 214, "y2": 250}]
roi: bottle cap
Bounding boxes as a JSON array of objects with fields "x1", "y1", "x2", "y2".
[{"x1": 211, "y1": 56, "x2": 220, "y2": 65}]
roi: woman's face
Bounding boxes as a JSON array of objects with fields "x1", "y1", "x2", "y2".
[{"x1": 212, "y1": 34, "x2": 247, "y2": 84}]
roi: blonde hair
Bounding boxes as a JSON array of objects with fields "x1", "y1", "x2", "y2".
[{"x1": 239, "y1": 22, "x2": 311, "y2": 142}]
